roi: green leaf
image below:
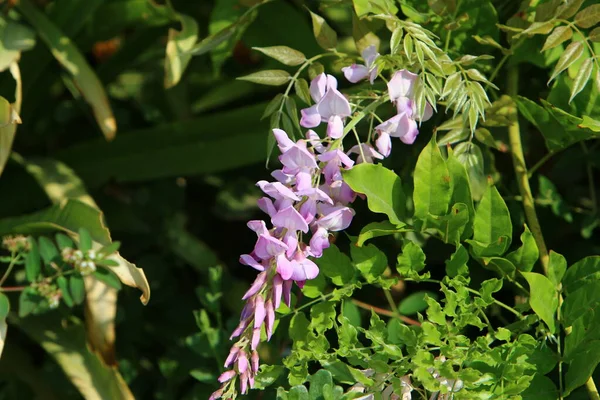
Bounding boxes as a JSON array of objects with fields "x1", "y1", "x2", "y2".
[
  {"x1": 294, "y1": 79, "x2": 311, "y2": 105},
  {"x1": 253, "y1": 46, "x2": 306, "y2": 66},
  {"x1": 0, "y1": 59, "x2": 21, "y2": 178},
  {"x1": 506, "y1": 225, "x2": 539, "y2": 272},
  {"x1": 78, "y1": 228, "x2": 92, "y2": 253},
  {"x1": 164, "y1": 13, "x2": 198, "y2": 88},
  {"x1": 574, "y1": 4, "x2": 600, "y2": 28},
  {"x1": 70, "y1": 275, "x2": 86, "y2": 305},
  {"x1": 557, "y1": 0, "x2": 585, "y2": 19},
  {"x1": 518, "y1": 21, "x2": 555, "y2": 37},
  {"x1": 474, "y1": 127, "x2": 499, "y2": 149},
  {"x1": 399, "y1": 291, "x2": 438, "y2": 315},
  {"x1": 454, "y1": 142, "x2": 486, "y2": 201},
  {"x1": 18, "y1": 287, "x2": 45, "y2": 317},
  {"x1": 549, "y1": 41, "x2": 584, "y2": 83},
  {"x1": 55, "y1": 233, "x2": 74, "y2": 250},
  {"x1": 396, "y1": 241, "x2": 426, "y2": 275},
  {"x1": 0, "y1": 200, "x2": 149, "y2": 304},
  {"x1": 569, "y1": 57, "x2": 593, "y2": 102},
  {"x1": 341, "y1": 300, "x2": 361, "y2": 327},
  {"x1": 538, "y1": 175, "x2": 573, "y2": 222},
  {"x1": 590, "y1": 26, "x2": 600, "y2": 42},
  {"x1": 57, "y1": 276, "x2": 74, "y2": 307},
  {"x1": 447, "y1": 150, "x2": 475, "y2": 239},
  {"x1": 309, "y1": 11, "x2": 337, "y2": 50},
  {"x1": 521, "y1": 272, "x2": 558, "y2": 332},
  {"x1": 426, "y1": 203, "x2": 470, "y2": 244},
  {"x1": 25, "y1": 237, "x2": 41, "y2": 282},
  {"x1": 38, "y1": 237, "x2": 60, "y2": 268},
  {"x1": 479, "y1": 278, "x2": 503, "y2": 306},
  {"x1": 548, "y1": 251, "x2": 567, "y2": 287},
  {"x1": 321, "y1": 360, "x2": 373, "y2": 386},
  {"x1": 562, "y1": 256, "x2": 600, "y2": 295},
  {"x1": 343, "y1": 163, "x2": 406, "y2": 225},
  {"x1": 579, "y1": 115, "x2": 600, "y2": 131},
  {"x1": 481, "y1": 257, "x2": 517, "y2": 278},
  {"x1": 310, "y1": 301, "x2": 336, "y2": 334},
  {"x1": 357, "y1": 221, "x2": 410, "y2": 246},
  {"x1": 254, "y1": 365, "x2": 285, "y2": 389},
  {"x1": 521, "y1": 374, "x2": 558, "y2": 400},
  {"x1": 541, "y1": 26, "x2": 573, "y2": 52},
  {"x1": 413, "y1": 134, "x2": 451, "y2": 224},
  {"x1": 351, "y1": 244, "x2": 387, "y2": 283},
  {"x1": 317, "y1": 245, "x2": 355, "y2": 286},
  {"x1": 15, "y1": 315, "x2": 134, "y2": 399},
  {"x1": 18, "y1": 0, "x2": 116, "y2": 141},
  {"x1": 237, "y1": 70, "x2": 291, "y2": 86},
  {"x1": 445, "y1": 244, "x2": 469, "y2": 277},
  {"x1": 472, "y1": 185, "x2": 512, "y2": 255},
  {"x1": 93, "y1": 269, "x2": 123, "y2": 291}
]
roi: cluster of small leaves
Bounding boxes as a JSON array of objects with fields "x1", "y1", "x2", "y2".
[
  {"x1": 511, "y1": 0, "x2": 600, "y2": 102},
  {"x1": 0, "y1": 229, "x2": 122, "y2": 318}
]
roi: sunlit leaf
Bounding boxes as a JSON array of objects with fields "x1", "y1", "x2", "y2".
[
  {"x1": 471, "y1": 184, "x2": 512, "y2": 255},
  {"x1": 309, "y1": 11, "x2": 337, "y2": 50},
  {"x1": 548, "y1": 41, "x2": 584, "y2": 83},
  {"x1": 569, "y1": 57, "x2": 593, "y2": 102},
  {"x1": 521, "y1": 272, "x2": 558, "y2": 332},
  {"x1": 0, "y1": 293, "x2": 8, "y2": 358},
  {"x1": 253, "y1": 46, "x2": 306, "y2": 66},
  {"x1": 164, "y1": 13, "x2": 198, "y2": 88},
  {"x1": 541, "y1": 26, "x2": 573, "y2": 52},
  {"x1": 238, "y1": 70, "x2": 291, "y2": 86}
]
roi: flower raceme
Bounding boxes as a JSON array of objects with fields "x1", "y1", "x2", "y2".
[{"x1": 212, "y1": 65, "x2": 433, "y2": 399}]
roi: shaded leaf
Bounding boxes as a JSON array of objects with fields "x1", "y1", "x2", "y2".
[
  {"x1": 0, "y1": 63, "x2": 21, "y2": 178},
  {"x1": 18, "y1": 0, "x2": 116, "y2": 140},
  {"x1": 548, "y1": 250, "x2": 567, "y2": 287},
  {"x1": 574, "y1": 4, "x2": 600, "y2": 29},
  {"x1": 542, "y1": 26, "x2": 573, "y2": 52},
  {"x1": 0, "y1": 292, "x2": 8, "y2": 357},
  {"x1": 357, "y1": 221, "x2": 410, "y2": 246},
  {"x1": 562, "y1": 256, "x2": 600, "y2": 295},
  {"x1": 165, "y1": 13, "x2": 198, "y2": 88},
  {"x1": 557, "y1": 0, "x2": 585, "y2": 19},
  {"x1": 507, "y1": 225, "x2": 539, "y2": 272},
  {"x1": 309, "y1": 11, "x2": 337, "y2": 50}
]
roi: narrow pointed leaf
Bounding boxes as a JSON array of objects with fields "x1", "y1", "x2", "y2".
[
  {"x1": 549, "y1": 41, "x2": 584, "y2": 83},
  {"x1": 541, "y1": 26, "x2": 573, "y2": 52},
  {"x1": 253, "y1": 46, "x2": 306, "y2": 66},
  {"x1": 309, "y1": 11, "x2": 337, "y2": 50},
  {"x1": 574, "y1": 4, "x2": 600, "y2": 29},
  {"x1": 238, "y1": 70, "x2": 291, "y2": 86},
  {"x1": 590, "y1": 27, "x2": 600, "y2": 42},
  {"x1": 0, "y1": 293, "x2": 8, "y2": 357},
  {"x1": 569, "y1": 58, "x2": 593, "y2": 103},
  {"x1": 164, "y1": 13, "x2": 198, "y2": 88},
  {"x1": 557, "y1": 0, "x2": 585, "y2": 19},
  {"x1": 472, "y1": 184, "x2": 512, "y2": 254}
]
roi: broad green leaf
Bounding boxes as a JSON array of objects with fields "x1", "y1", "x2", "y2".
[
  {"x1": 564, "y1": 342, "x2": 600, "y2": 395},
  {"x1": 426, "y1": 203, "x2": 470, "y2": 244},
  {"x1": 447, "y1": 150, "x2": 475, "y2": 239},
  {"x1": 164, "y1": 13, "x2": 198, "y2": 88},
  {"x1": 24, "y1": 237, "x2": 41, "y2": 283},
  {"x1": 351, "y1": 12, "x2": 380, "y2": 54},
  {"x1": 351, "y1": 244, "x2": 387, "y2": 283},
  {"x1": 399, "y1": 291, "x2": 438, "y2": 315},
  {"x1": 579, "y1": 115, "x2": 600, "y2": 131},
  {"x1": 357, "y1": 221, "x2": 410, "y2": 246},
  {"x1": 521, "y1": 374, "x2": 558, "y2": 400},
  {"x1": 574, "y1": 4, "x2": 600, "y2": 29},
  {"x1": 18, "y1": 287, "x2": 46, "y2": 317},
  {"x1": 70, "y1": 275, "x2": 86, "y2": 305},
  {"x1": 14, "y1": 315, "x2": 134, "y2": 399},
  {"x1": 481, "y1": 257, "x2": 517, "y2": 278},
  {"x1": 353, "y1": 0, "x2": 371, "y2": 17},
  {"x1": 254, "y1": 365, "x2": 285, "y2": 389},
  {"x1": 507, "y1": 225, "x2": 539, "y2": 272},
  {"x1": 557, "y1": 0, "x2": 585, "y2": 19},
  {"x1": 253, "y1": 46, "x2": 306, "y2": 66},
  {"x1": 479, "y1": 278, "x2": 503, "y2": 306},
  {"x1": 562, "y1": 256, "x2": 600, "y2": 295},
  {"x1": 541, "y1": 26, "x2": 573, "y2": 52},
  {"x1": 238, "y1": 70, "x2": 291, "y2": 86},
  {"x1": 472, "y1": 185, "x2": 512, "y2": 255},
  {"x1": 549, "y1": 41, "x2": 584, "y2": 83},
  {"x1": 0, "y1": 292, "x2": 8, "y2": 357},
  {"x1": 309, "y1": 11, "x2": 337, "y2": 50},
  {"x1": 0, "y1": 19, "x2": 35, "y2": 71},
  {"x1": 341, "y1": 300, "x2": 361, "y2": 327},
  {"x1": 518, "y1": 21, "x2": 555, "y2": 36},
  {"x1": 547, "y1": 251, "x2": 567, "y2": 287},
  {"x1": 454, "y1": 142, "x2": 487, "y2": 201},
  {"x1": 294, "y1": 79, "x2": 311, "y2": 105},
  {"x1": 78, "y1": 228, "x2": 92, "y2": 253},
  {"x1": 308, "y1": 370, "x2": 335, "y2": 399},
  {"x1": 396, "y1": 241, "x2": 426, "y2": 275},
  {"x1": 321, "y1": 360, "x2": 373, "y2": 386},
  {"x1": 343, "y1": 163, "x2": 406, "y2": 225},
  {"x1": 414, "y1": 134, "x2": 451, "y2": 224},
  {"x1": 18, "y1": 0, "x2": 117, "y2": 141},
  {"x1": 569, "y1": 57, "x2": 593, "y2": 102},
  {"x1": 445, "y1": 244, "x2": 469, "y2": 277},
  {"x1": 515, "y1": 96, "x2": 600, "y2": 151},
  {"x1": 0, "y1": 200, "x2": 150, "y2": 304},
  {"x1": 522, "y1": 272, "x2": 558, "y2": 332}
]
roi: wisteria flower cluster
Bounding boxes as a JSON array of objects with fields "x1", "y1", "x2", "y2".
[{"x1": 212, "y1": 53, "x2": 429, "y2": 398}]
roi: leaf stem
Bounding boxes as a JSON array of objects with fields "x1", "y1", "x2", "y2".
[
  {"x1": 0, "y1": 252, "x2": 20, "y2": 288},
  {"x1": 0, "y1": 285, "x2": 27, "y2": 292},
  {"x1": 527, "y1": 151, "x2": 556, "y2": 178},
  {"x1": 507, "y1": 66, "x2": 550, "y2": 275}
]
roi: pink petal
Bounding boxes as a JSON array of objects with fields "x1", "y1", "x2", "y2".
[
  {"x1": 375, "y1": 131, "x2": 392, "y2": 157},
  {"x1": 273, "y1": 128, "x2": 294, "y2": 152},
  {"x1": 310, "y1": 73, "x2": 328, "y2": 103},
  {"x1": 218, "y1": 370, "x2": 236, "y2": 383},
  {"x1": 242, "y1": 271, "x2": 267, "y2": 300},
  {"x1": 276, "y1": 254, "x2": 294, "y2": 280},
  {"x1": 272, "y1": 206, "x2": 309, "y2": 233},
  {"x1": 327, "y1": 115, "x2": 344, "y2": 139},
  {"x1": 240, "y1": 254, "x2": 265, "y2": 271},
  {"x1": 342, "y1": 64, "x2": 369, "y2": 83},
  {"x1": 257, "y1": 197, "x2": 277, "y2": 217},
  {"x1": 254, "y1": 295, "x2": 266, "y2": 328},
  {"x1": 316, "y1": 88, "x2": 351, "y2": 120},
  {"x1": 300, "y1": 105, "x2": 321, "y2": 128},
  {"x1": 272, "y1": 274, "x2": 283, "y2": 309},
  {"x1": 388, "y1": 70, "x2": 418, "y2": 101}
]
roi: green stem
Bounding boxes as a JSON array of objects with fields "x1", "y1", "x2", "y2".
[
  {"x1": 527, "y1": 151, "x2": 556, "y2": 178},
  {"x1": 507, "y1": 66, "x2": 549, "y2": 274},
  {"x1": 586, "y1": 378, "x2": 600, "y2": 400},
  {"x1": 383, "y1": 288, "x2": 400, "y2": 317},
  {"x1": 0, "y1": 252, "x2": 20, "y2": 287}
]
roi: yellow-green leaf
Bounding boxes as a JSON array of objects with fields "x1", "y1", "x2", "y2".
[
  {"x1": 557, "y1": 0, "x2": 585, "y2": 19},
  {"x1": 574, "y1": 4, "x2": 600, "y2": 29},
  {"x1": 569, "y1": 57, "x2": 593, "y2": 102},
  {"x1": 0, "y1": 293, "x2": 8, "y2": 358},
  {"x1": 0, "y1": 63, "x2": 21, "y2": 178},
  {"x1": 164, "y1": 14, "x2": 198, "y2": 89},
  {"x1": 549, "y1": 41, "x2": 584, "y2": 83},
  {"x1": 522, "y1": 272, "x2": 558, "y2": 333},
  {"x1": 253, "y1": 46, "x2": 306, "y2": 66},
  {"x1": 541, "y1": 26, "x2": 573, "y2": 52},
  {"x1": 18, "y1": 0, "x2": 117, "y2": 140},
  {"x1": 309, "y1": 11, "x2": 337, "y2": 50},
  {"x1": 519, "y1": 21, "x2": 556, "y2": 37},
  {"x1": 237, "y1": 70, "x2": 291, "y2": 86}
]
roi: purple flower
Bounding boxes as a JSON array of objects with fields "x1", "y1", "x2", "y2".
[
  {"x1": 309, "y1": 226, "x2": 330, "y2": 257},
  {"x1": 347, "y1": 143, "x2": 384, "y2": 164},
  {"x1": 300, "y1": 74, "x2": 351, "y2": 139},
  {"x1": 218, "y1": 370, "x2": 236, "y2": 383},
  {"x1": 375, "y1": 112, "x2": 419, "y2": 145},
  {"x1": 253, "y1": 233, "x2": 288, "y2": 260},
  {"x1": 342, "y1": 45, "x2": 379, "y2": 84},
  {"x1": 317, "y1": 204, "x2": 355, "y2": 232}
]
